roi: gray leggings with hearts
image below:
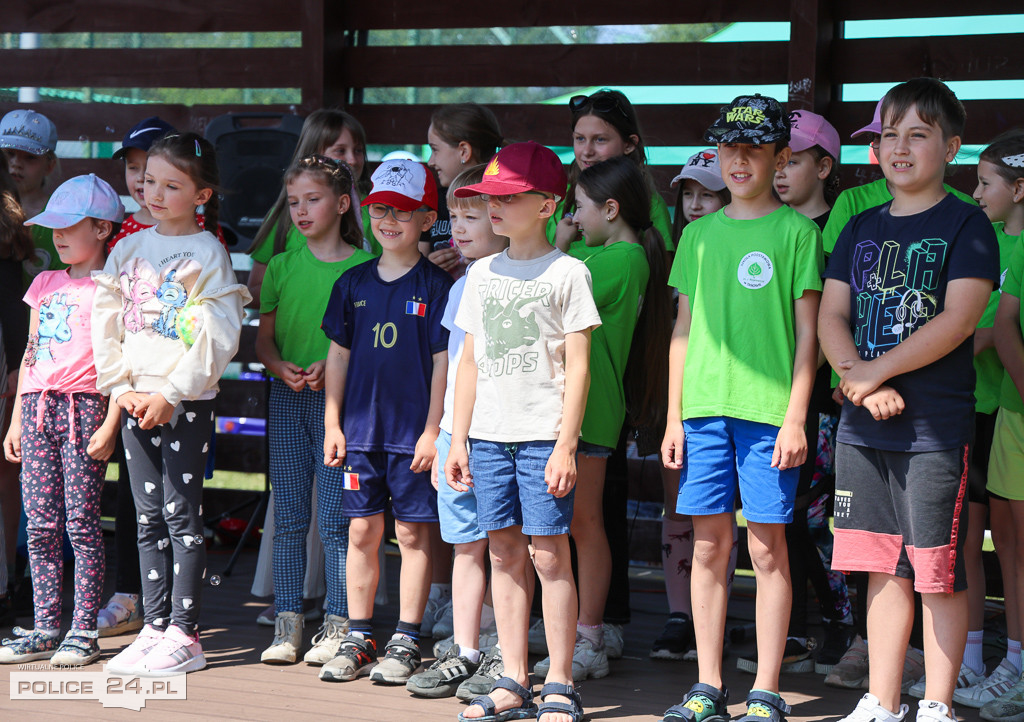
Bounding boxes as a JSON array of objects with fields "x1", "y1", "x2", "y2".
[{"x1": 121, "y1": 400, "x2": 215, "y2": 634}]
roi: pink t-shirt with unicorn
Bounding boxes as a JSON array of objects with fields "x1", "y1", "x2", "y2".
[{"x1": 21, "y1": 270, "x2": 101, "y2": 395}]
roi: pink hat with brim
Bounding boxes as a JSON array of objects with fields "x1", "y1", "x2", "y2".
[
  {"x1": 852, "y1": 99, "x2": 883, "y2": 139},
  {"x1": 454, "y1": 142, "x2": 567, "y2": 200},
  {"x1": 788, "y1": 110, "x2": 841, "y2": 160}
]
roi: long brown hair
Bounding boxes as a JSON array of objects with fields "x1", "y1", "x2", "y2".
[
  {"x1": 148, "y1": 132, "x2": 221, "y2": 235},
  {"x1": 283, "y1": 155, "x2": 363, "y2": 250},
  {"x1": 577, "y1": 156, "x2": 670, "y2": 429},
  {"x1": 0, "y1": 164, "x2": 34, "y2": 261}
]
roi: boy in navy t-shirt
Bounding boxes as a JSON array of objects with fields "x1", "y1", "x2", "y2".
[
  {"x1": 821, "y1": 79, "x2": 999, "y2": 722},
  {"x1": 320, "y1": 159, "x2": 453, "y2": 684}
]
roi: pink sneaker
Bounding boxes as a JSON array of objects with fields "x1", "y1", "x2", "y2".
[
  {"x1": 106, "y1": 625, "x2": 165, "y2": 675},
  {"x1": 137, "y1": 625, "x2": 206, "y2": 676}
]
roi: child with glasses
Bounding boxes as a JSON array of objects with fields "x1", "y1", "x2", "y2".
[
  {"x1": 319, "y1": 158, "x2": 453, "y2": 685},
  {"x1": 256, "y1": 155, "x2": 372, "y2": 671},
  {"x1": 447, "y1": 141, "x2": 601, "y2": 722}
]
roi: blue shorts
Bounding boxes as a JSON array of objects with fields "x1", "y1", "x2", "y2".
[
  {"x1": 469, "y1": 439, "x2": 574, "y2": 536},
  {"x1": 578, "y1": 440, "x2": 613, "y2": 458},
  {"x1": 342, "y1": 450, "x2": 439, "y2": 523},
  {"x1": 436, "y1": 430, "x2": 486, "y2": 544},
  {"x1": 676, "y1": 417, "x2": 798, "y2": 524}
]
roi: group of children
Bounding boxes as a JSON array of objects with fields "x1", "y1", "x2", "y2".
[{"x1": 0, "y1": 73, "x2": 1023, "y2": 722}]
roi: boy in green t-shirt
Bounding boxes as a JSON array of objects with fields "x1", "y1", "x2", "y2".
[{"x1": 660, "y1": 95, "x2": 823, "y2": 722}]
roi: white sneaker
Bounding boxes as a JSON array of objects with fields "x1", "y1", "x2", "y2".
[
  {"x1": 838, "y1": 693, "x2": 909, "y2": 722},
  {"x1": 303, "y1": 614, "x2": 349, "y2": 665},
  {"x1": 916, "y1": 700, "x2": 956, "y2": 722},
  {"x1": 533, "y1": 635, "x2": 609, "y2": 682},
  {"x1": 603, "y1": 623, "x2": 623, "y2": 660},
  {"x1": 421, "y1": 597, "x2": 444, "y2": 636},
  {"x1": 527, "y1": 618, "x2": 547, "y2": 655},
  {"x1": 911, "y1": 662, "x2": 986, "y2": 699},
  {"x1": 954, "y1": 658, "x2": 1020, "y2": 708},
  {"x1": 430, "y1": 598, "x2": 454, "y2": 640}
]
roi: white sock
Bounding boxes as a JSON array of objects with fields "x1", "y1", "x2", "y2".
[
  {"x1": 480, "y1": 603, "x2": 495, "y2": 628},
  {"x1": 429, "y1": 583, "x2": 452, "y2": 601},
  {"x1": 963, "y1": 630, "x2": 984, "y2": 676},
  {"x1": 577, "y1": 622, "x2": 603, "y2": 649},
  {"x1": 461, "y1": 646, "x2": 481, "y2": 663},
  {"x1": 1009, "y1": 639, "x2": 1022, "y2": 674}
]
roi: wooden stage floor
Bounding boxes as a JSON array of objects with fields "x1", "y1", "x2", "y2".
[{"x1": 0, "y1": 536, "x2": 987, "y2": 721}]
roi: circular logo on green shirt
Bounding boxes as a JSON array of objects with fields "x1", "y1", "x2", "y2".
[{"x1": 737, "y1": 251, "x2": 773, "y2": 289}]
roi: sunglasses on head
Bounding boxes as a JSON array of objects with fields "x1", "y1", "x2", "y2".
[{"x1": 569, "y1": 91, "x2": 630, "y2": 120}]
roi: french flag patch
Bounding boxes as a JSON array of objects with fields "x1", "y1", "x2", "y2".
[
  {"x1": 406, "y1": 300, "x2": 427, "y2": 317},
  {"x1": 343, "y1": 472, "x2": 360, "y2": 491}
]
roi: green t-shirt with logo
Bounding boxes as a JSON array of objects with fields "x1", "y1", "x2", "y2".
[
  {"x1": 250, "y1": 206, "x2": 378, "y2": 264},
  {"x1": 823, "y1": 179, "x2": 976, "y2": 255},
  {"x1": 669, "y1": 205, "x2": 824, "y2": 426},
  {"x1": 261, "y1": 243, "x2": 373, "y2": 372},
  {"x1": 999, "y1": 236, "x2": 1024, "y2": 414},
  {"x1": 548, "y1": 191, "x2": 675, "y2": 254},
  {"x1": 976, "y1": 222, "x2": 1020, "y2": 414},
  {"x1": 569, "y1": 241, "x2": 649, "y2": 447}
]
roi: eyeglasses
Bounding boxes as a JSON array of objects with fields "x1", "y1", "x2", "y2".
[
  {"x1": 479, "y1": 191, "x2": 550, "y2": 204},
  {"x1": 569, "y1": 91, "x2": 630, "y2": 120},
  {"x1": 367, "y1": 203, "x2": 428, "y2": 222}
]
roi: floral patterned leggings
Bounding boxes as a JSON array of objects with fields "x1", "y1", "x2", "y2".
[{"x1": 20, "y1": 391, "x2": 108, "y2": 632}]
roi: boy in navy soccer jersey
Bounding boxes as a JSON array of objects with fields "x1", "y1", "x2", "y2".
[{"x1": 319, "y1": 159, "x2": 453, "y2": 684}]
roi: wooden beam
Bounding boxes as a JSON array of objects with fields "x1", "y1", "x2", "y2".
[
  {"x1": 787, "y1": 0, "x2": 834, "y2": 113},
  {"x1": 835, "y1": 0, "x2": 1008, "y2": 20},
  {"x1": 340, "y1": 42, "x2": 787, "y2": 88},
  {"x1": 831, "y1": 35, "x2": 1020, "y2": 83},
  {"x1": 0, "y1": 48, "x2": 304, "y2": 88},
  {"x1": 340, "y1": 0, "x2": 788, "y2": 30},
  {"x1": 6, "y1": 1, "x2": 302, "y2": 32}
]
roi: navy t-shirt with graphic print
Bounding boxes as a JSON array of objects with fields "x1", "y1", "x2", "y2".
[
  {"x1": 322, "y1": 256, "x2": 452, "y2": 453},
  {"x1": 824, "y1": 194, "x2": 999, "y2": 452}
]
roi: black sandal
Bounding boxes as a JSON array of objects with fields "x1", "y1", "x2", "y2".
[
  {"x1": 536, "y1": 682, "x2": 583, "y2": 722},
  {"x1": 663, "y1": 682, "x2": 730, "y2": 722},
  {"x1": 457, "y1": 676, "x2": 536, "y2": 722}
]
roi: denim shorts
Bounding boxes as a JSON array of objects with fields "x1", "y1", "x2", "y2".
[
  {"x1": 342, "y1": 450, "x2": 439, "y2": 523},
  {"x1": 436, "y1": 430, "x2": 487, "y2": 544},
  {"x1": 469, "y1": 439, "x2": 574, "y2": 536},
  {"x1": 577, "y1": 440, "x2": 613, "y2": 458},
  {"x1": 676, "y1": 416, "x2": 798, "y2": 524}
]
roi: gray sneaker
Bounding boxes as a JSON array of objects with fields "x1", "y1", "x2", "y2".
[
  {"x1": 368, "y1": 633, "x2": 421, "y2": 684},
  {"x1": 456, "y1": 643, "x2": 504, "y2": 701},
  {"x1": 318, "y1": 634, "x2": 377, "y2": 682},
  {"x1": 406, "y1": 643, "x2": 480, "y2": 698},
  {"x1": 303, "y1": 614, "x2": 349, "y2": 666}
]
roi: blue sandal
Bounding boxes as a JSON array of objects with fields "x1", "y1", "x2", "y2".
[
  {"x1": 536, "y1": 682, "x2": 583, "y2": 722},
  {"x1": 457, "y1": 676, "x2": 536, "y2": 722},
  {"x1": 736, "y1": 690, "x2": 790, "y2": 722},
  {"x1": 663, "y1": 682, "x2": 730, "y2": 722}
]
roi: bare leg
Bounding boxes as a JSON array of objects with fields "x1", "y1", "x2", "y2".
[
  {"x1": 534, "y1": 532, "x2": 578, "y2": 722},
  {"x1": 571, "y1": 455, "x2": 610, "y2": 629},
  {"x1": 691, "y1": 512, "x2": 734, "y2": 689},
  {"x1": 991, "y1": 498, "x2": 1020, "y2": 645},
  {"x1": 866, "y1": 573, "x2": 914, "y2": 712},
  {"x1": 921, "y1": 590, "x2": 968, "y2": 707},
  {"x1": 345, "y1": 514, "x2": 384, "y2": 619},
  {"x1": 395, "y1": 520, "x2": 432, "y2": 624},
  {"x1": 746, "y1": 520, "x2": 791, "y2": 694},
  {"x1": 452, "y1": 538, "x2": 488, "y2": 650}
]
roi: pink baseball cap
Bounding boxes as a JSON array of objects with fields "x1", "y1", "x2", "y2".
[
  {"x1": 453, "y1": 142, "x2": 567, "y2": 200},
  {"x1": 362, "y1": 158, "x2": 438, "y2": 212},
  {"x1": 788, "y1": 110, "x2": 841, "y2": 160},
  {"x1": 852, "y1": 99, "x2": 883, "y2": 139}
]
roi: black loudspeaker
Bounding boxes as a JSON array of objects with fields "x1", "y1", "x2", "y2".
[{"x1": 205, "y1": 113, "x2": 305, "y2": 252}]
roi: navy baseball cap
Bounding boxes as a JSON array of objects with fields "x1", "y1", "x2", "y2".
[{"x1": 113, "y1": 116, "x2": 176, "y2": 160}]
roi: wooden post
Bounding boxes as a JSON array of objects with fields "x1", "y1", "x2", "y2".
[
  {"x1": 787, "y1": 0, "x2": 834, "y2": 113},
  {"x1": 300, "y1": 0, "x2": 325, "y2": 111}
]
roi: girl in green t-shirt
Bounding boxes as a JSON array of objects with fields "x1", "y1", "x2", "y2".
[
  {"x1": 537, "y1": 156, "x2": 670, "y2": 676},
  {"x1": 254, "y1": 154, "x2": 372, "y2": 670},
  {"x1": 247, "y1": 110, "x2": 373, "y2": 305}
]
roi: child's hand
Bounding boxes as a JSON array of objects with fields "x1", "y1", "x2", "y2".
[
  {"x1": 430, "y1": 451, "x2": 439, "y2": 491},
  {"x1": 661, "y1": 421, "x2": 685, "y2": 470},
  {"x1": 771, "y1": 420, "x2": 807, "y2": 471},
  {"x1": 445, "y1": 440, "x2": 473, "y2": 492},
  {"x1": 136, "y1": 394, "x2": 175, "y2": 430},
  {"x1": 411, "y1": 428, "x2": 439, "y2": 473},
  {"x1": 303, "y1": 360, "x2": 326, "y2": 391},
  {"x1": 116, "y1": 391, "x2": 146, "y2": 416},
  {"x1": 838, "y1": 359, "x2": 884, "y2": 406},
  {"x1": 831, "y1": 386, "x2": 845, "y2": 406},
  {"x1": 87, "y1": 425, "x2": 118, "y2": 461},
  {"x1": 553, "y1": 215, "x2": 580, "y2": 251},
  {"x1": 324, "y1": 427, "x2": 346, "y2": 467},
  {"x1": 861, "y1": 385, "x2": 906, "y2": 421},
  {"x1": 428, "y1": 247, "x2": 460, "y2": 272},
  {"x1": 276, "y1": 361, "x2": 307, "y2": 392},
  {"x1": 3, "y1": 422, "x2": 21, "y2": 463},
  {"x1": 544, "y1": 442, "x2": 577, "y2": 497}
]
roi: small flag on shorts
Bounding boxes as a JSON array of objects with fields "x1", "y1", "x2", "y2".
[
  {"x1": 406, "y1": 300, "x2": 426, "y2": 316},
  {"x1": 343, "y1": 472, "x2": 360, "y2": 491}
]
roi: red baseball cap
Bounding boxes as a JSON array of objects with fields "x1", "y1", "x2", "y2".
[
  {"x1": 453, "y1": 142, "x2": 567, "y2": 199},
  {"x1": 362, "y1": 159, "x2": 438, "y2": 212}
]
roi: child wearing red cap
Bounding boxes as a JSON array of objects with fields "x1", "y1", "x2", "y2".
[
  {"x1": 319, "y1": 158, "x2": 453, "y2": 685},
  {"x1": 446, "y1": 141, "x2": 601, "y2": 722}
]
